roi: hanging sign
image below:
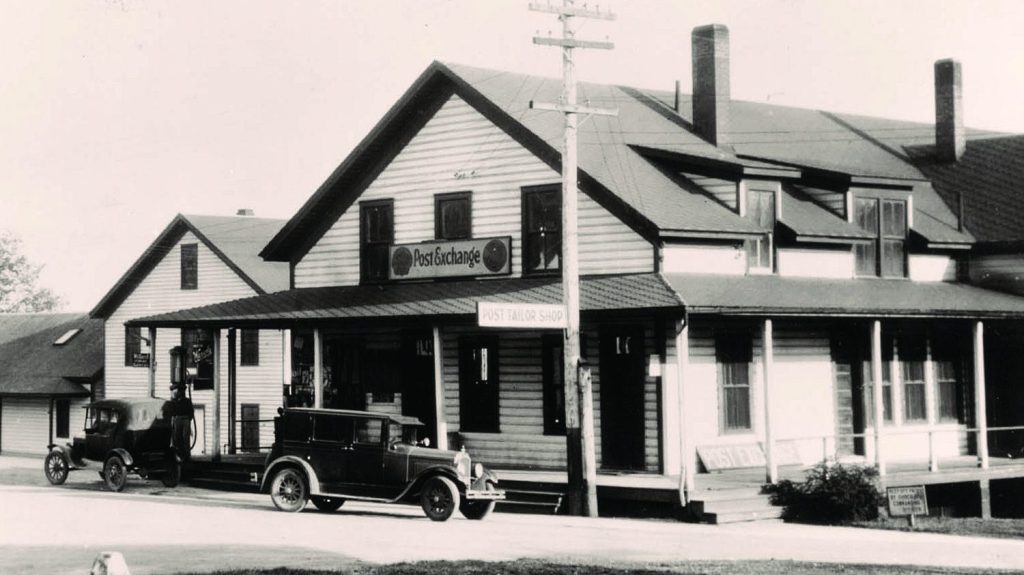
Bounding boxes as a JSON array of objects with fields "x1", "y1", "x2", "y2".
[
  {"x1": 389, "y1": 236, "x2": 511, "y2": 280},
  {"x1": 477, "y1": 301, "x2": 568, "y2": 329},
  {"x1": 132, "y1": 353, "x2": 151, "y2": 368}
]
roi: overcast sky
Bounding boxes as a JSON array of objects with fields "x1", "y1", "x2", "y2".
[{"x1": 3, "y1": 0, "x2": 1024, "y2": 311}]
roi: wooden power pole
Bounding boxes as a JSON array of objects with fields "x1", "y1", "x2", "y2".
[{"x1": 529, "y1": 0, "x2": 616, "y2": 518}]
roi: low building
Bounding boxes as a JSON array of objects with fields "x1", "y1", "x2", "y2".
[{"x1": 0, "y1": 314, "x2": 103, "y2": 455}]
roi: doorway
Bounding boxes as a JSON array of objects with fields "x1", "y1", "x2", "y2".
[
  {"x1": 599, "y1": 326, "x2": 646, "y2": 471},
  {"x1": 831, "y1": 333, "x2": 866, "y2": 456},
  {"x1": 401, "y1": 331, "x2": 438, "y2": 445},
  {"x1": 324, "y1": 338, "x2": 365, "y2": 410}
]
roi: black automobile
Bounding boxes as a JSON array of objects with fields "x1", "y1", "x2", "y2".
[
  {"x1": 262, "y1": 408, "x2": 505, "y2": 521},
  {"x1": 43, "y1": 398, "x2": 193, "y2": 492}
]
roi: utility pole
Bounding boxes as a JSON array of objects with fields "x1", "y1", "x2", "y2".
[{"x1": 529, "y1": 0, "x2": 616, "y2": 518}]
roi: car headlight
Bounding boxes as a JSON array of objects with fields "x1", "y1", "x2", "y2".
[
  {"x1": 473, "y1": 463, "x2": 484, "y2": 478},
  {"x1": 454, "y1": 450, "x2": 471, "y2": 479}
]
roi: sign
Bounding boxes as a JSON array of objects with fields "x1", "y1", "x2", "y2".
[
  {"x1": 389, "y1": 236, "x2": 511, "y2": 280},
  {"x1": 132, "y1": 352, "x2": 151, "y2": 368},
  {"x1": 478, "y1": 302, "x2": 568, "y2": 329},
  {"x1": 697, "y1": 444, "x2": 766, "y2": 471},
  {"x1": 887, "y1": 485, "x2": 928, "y2": 516}
]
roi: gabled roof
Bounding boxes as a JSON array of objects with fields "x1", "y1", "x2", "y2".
[
  {"x1": 0, "y1": 313, "x2": 103, "y2": 397},
  {"x1": 262, "y1": 62, "x2": 980, "y2": 262},
  {"x1": 90, "y1": 214, "x2": 289, "y2": 319}
]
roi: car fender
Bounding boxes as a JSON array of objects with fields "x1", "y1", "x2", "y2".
[
  {"x1": 260, "y1": 456, "x2": 322, "y2": 495},
  {"x1": 108, "y1": 448, "x2": 133, "y2": 468},
  {"x1": 408, "y1": 465, "x2": 466, "y2": 495}
]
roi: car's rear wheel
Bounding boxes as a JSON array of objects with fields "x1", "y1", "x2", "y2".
[
  {"x1": 270, "y1": 468, "x2": 307, "y2": 512},
  {"x1": 44, "y1": 451, "x2": 69, "y2": 485},
  {"x1": 103, "y1": 455, "x2": 128, "y2": 492},
  {"x1": 311, "y1": 496, "x2": 345, "y2": 512},
  {"x1": 420, "y1": 476, "x2": 459, "y2": 522},
  {"x1": 160, "y1": 456, "x2": 181, "y2": 488},
  {"x1": 459, "y1": 481, "x2": 497, "y2": 520}
]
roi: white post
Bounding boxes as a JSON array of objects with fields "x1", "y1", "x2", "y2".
[
  {"x1": 925, "y1": 336, "x2": 939, "y2": 472},
  {"x1": 147, "y1": 327, "x2": 157, "y2": 398},
  {"x1": 281, "y1": 329, "x2": 292, "y2": 407},
  {"x1": 675, "y1": 319, "x2": 694, "y2": 500},
  {"x1": 974, "y1": 320, "x2": 989, "y2": 470},
  {"x1": 433, "y1": 326, "x2": 448, "y2": 450},
  {"x1": 313, "y1": 328, "x2": 323, "y2": 410},
  {"x1": 661, "y1": 323, "x2": 680, "y2": 476},
  {"x1": 212, "y1": 328, "x2": 222, "y2": 460},
  {"x1": 763, "y1": 319, "x2": 777, "y2": 484},
  {"x1": 871, "y1": 320, "x2": 886, "y2": 476}
]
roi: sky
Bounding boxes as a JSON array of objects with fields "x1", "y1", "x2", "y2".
[{"x1": 3, "y1": 0, "x2": 1024, "y2": 311}]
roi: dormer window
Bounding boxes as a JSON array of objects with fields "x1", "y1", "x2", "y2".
[
  {"x1": 743, "y1": 183, "x2": 777, "y2": 273},
  {"x1": 53, "y1": 328, "x2": 81, "y2": 346},
  {"x1": 854, "y1": 197, "x2": 907, "y2": 278}
]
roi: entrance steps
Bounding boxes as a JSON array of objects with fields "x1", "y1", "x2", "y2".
[{"x1": 687, "y1": 486, "x2": 783, "y2": 524}]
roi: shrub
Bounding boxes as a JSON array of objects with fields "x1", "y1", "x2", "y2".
[{"x1": 765, "y1": 461, "x2": 883, "y2": 524}]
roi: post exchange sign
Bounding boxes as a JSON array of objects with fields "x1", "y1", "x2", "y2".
[{"x1": 389, "y1": 236, "x2": 511, "y2": 280}]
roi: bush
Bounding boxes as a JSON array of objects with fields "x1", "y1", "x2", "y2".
[{"x1": 765, "y1": 461, "x2": 883, "y2": 524}]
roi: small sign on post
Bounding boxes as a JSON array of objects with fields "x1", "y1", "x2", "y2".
[{"x1": 887, "y1": 485, "x2": 928, "y2": 527}]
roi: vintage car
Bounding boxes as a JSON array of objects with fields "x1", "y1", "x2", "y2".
[
  {"x1": 262, "y1": 408, "x2": 505, "y2": 521},
  {"x1": 43, "y1": 398, "x2": 193, "y2": 492}
]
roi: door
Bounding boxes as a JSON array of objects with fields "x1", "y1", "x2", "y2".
[
  {"x1": 831, "y1": 333, "x2": 866, "y2": 456},
  {"x1": 324, "y1": 338, "x2": 365, "y2": 410},
  {"x1": 599, "y1": 326, "x2": 646, "y2": 471},
  {"x1": 401, "y1": 331, "x2": 437, "y2": 445},
  {"x1": 240, "y1": 404, "x2": 259, "y2": 453}
]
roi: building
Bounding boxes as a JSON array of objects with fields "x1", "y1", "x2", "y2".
[
  {"x1": 128, "y1": 26, "x2": 1024, "y2": 517},
  {"x1": 0, "y1": 313, "x2": 103, "y2": 455},
  {"x1": 90, "y1": 212, "x2": 289, "y2": 455}
]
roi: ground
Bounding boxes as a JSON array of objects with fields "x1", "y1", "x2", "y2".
[{"x1": 2, "y1": 455, "x2": 1024, "y2": 575}]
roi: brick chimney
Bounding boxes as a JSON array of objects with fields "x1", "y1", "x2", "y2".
[
  {"x1": 692, "y1": 24, "x2": 730, "y2": 146},
  {"x1": 236, "y1": 208, "x2": 255, "y2": 216},
  {"x1": 935, "y1": 59, "x2": 965, "y2": 162}
]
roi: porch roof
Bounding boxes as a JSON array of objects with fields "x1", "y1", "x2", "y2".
[
  {"x1": 126, "y1": 273, "x2": 684, "y2": 329},
  {"x1": 665, "y1": 273, "x2": 1024, "y2": 318}
]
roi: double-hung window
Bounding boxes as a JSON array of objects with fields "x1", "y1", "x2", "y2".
[
  {"x1": 435, "y1": 192, "x2": 471, "y2": 240},
  {"x1": 745, "y1": 186, "x2": 776, "y2": 272},
  {"x1": 240, "y1": 329, "x2": 259, "y2": 366},
  {"x1": 181, "y1": 243, "x2": 198, "y2": 290},
  {"x1": 523, "y1": 186, "x2": 561, "y2": 274},
  {"x1": 933, "y1": 337, "x2": 964, "y2": 422},
  {"x1": 716, "y1": 333, "x2": 752, "y2": 433},
  {"x1": 899, "y1": 336, "x2": 927, "y2": 423},
  {"x1": 124, "y1": 326, "x2": 142, "y2": 367},
  {"x1": 360, "y1": 200, "x2": 394, "y2": 283},
  {"x1": 854, "y1": 197, "x2": 907, "y2": 278}
]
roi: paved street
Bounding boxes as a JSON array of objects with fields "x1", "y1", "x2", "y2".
[{"x1": 1, "y1": 455, "x2": 1024, "y2": 574}]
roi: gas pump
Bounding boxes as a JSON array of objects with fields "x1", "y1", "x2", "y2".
[{"x1": 168, "y1": 346, "x2": 196, "y2": 459}]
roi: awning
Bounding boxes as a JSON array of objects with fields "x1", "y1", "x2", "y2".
[
  {"x1": 0, "y1": 376, "x2": 91, "y2": 398},
  {"x1": 127, "y1": 273, "x2": 685, "y2": 329},
  {"x1": 664, "y1": 273, "x2": 1024, "y2": 318}
]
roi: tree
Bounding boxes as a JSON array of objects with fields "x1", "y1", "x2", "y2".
[{"x1": 0, "y1": 231, "x2": 63, "y2": 313}]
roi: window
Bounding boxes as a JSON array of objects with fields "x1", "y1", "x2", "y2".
[
  {"x1": 933, "y1": 338, "x2": 964, "y2": 422},
  {"x1": 899, "y1": 336, "x2": 927, "y2": 423},
  {"x1": 523, "y1": 186, "x2": 561, "y2": 274},
  {"x1": 53, "y1": 329, "x2": 81, "y2": 346},
  {"x1": 355, "y1": 418, "x2": 383, "y2": 445},
  {"x1": 124, "y1": 326, "x2": 141, "y2": 367},
  {"x1": 716, "y1": 333, "x2": 752, "y2": 432},
  {"x1": 745, "y1": 186, "x2": 776, "y2": 271},
  {"x1": 182, "y1": 328, "x2": 215, "y2": 390},
  {"x1": 360, "y1": 200, "x2": 394, "y2": 283},
  {"x1": 459, "y1": 337, "x2": 499, "y2": 433},
  {"x1": 435, "y1": 192, "x2": 471, "y2": 240},
  {"x1": 314, "y1": 415, "x2": 354, "y2": 443},
  {"x1": 854, "y1": 197, "x2": 907, "y2": 278},
  {"x1": 240, "y1": 329, "x2": 259, "y2": 366},
  {"x1": 181, "y1": 243, "x2": 198, "y2": 290},
  {"x1": 542, "y1": 335, "x2": 565, "y2": 436},
  {"x1": 55, "y1": 399, "x2": 70, "y2": 438}
]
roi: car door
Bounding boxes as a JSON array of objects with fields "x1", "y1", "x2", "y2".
[
  {"x1": 345, "y1": 416, "x2": 389, "y2": 498},
  {"x1": 309, "y1": 414, "x2": 355, "y2": 493},
  {"x1": 85, "y1": 407, "x2": 116, "y2": 461}
]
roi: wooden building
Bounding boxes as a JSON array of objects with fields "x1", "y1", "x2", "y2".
[
  {"x1": 0, "y1": 314, "x2": 103, "y2": 455},
  {"x1": 90, "y1": 213, "x2": 289, "y2": 455},
  {"x1": 129, "y1": 26, "x2": 1024, "y2": 517}
]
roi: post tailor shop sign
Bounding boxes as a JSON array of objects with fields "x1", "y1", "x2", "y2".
[{"x1": 389, "y1": 236, "x2": 511, "y2": 280}]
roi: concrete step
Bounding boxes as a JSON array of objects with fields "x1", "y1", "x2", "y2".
[
  {"x1": 696, "y1": 496, "x2": 778, "y2": 514},
  {"x1": 689, "y1": 486, "x2": 765, "y2": 501},
  {"x1": 705, "y1": 506, "x2": 784, "y2": 524}
]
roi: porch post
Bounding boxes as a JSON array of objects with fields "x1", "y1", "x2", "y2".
[
  {"x1": 147, "y1": 327, "x2": 157, "y2": 398},
  {"x1": 313, "y1": 328, "x2": 323, "y2": 410},
  {"x1": 433, "y1": 326, "x2": 448, "y2": 450},
  {"x1": 212, "y1": 328, "x2": 222, "y2": 460},
  {"x1": 924, "y1": 337, "x2": 939, "y2": 472},
  {"x1": 661, "y1": 320, "x2": 680, "y2": 478},
  {"x1": 871, "y1": 320, "x2": 886, "y2": 476},
  {"x1": 281, "y1": 329, "x2": 292, "y2": 406},
  {"x1": 675, "y1": 318, "x2": 695, "y2": 498},
  {"x1": 973, "y1": 320, "x2": 989, "y2": 469},
  {"x1": 227, "y1": 328, "x2": 237, "y2": 455},
  {"x1": 763, "y1": 319, "x2": 778, "y2": 484}
]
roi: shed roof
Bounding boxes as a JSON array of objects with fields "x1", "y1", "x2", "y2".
[{"x1": 0, "y1": 313, "x2": 103, "y2": 397}]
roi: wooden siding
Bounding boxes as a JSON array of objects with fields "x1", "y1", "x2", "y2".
[
  {"x1": 909, "y1": 254, "x2": 957, "y2": 283},
  {"x1": 778, "y1": 248, "x2": 855, "y2": 279},
  {"x1": 802, "y1": 187, "x2": 847, "y2": 218},
  {"x1": 684, "y1": 173, "x2": 737, "y2": 211},
  {"x1": 445, "y1": 322, "x2": 661, "y2": 472},
  {"x1": 662, "y1": 243, "x2": 746, "y2": 275},
  {"x1": 969, "y1": 254, "x2": 1024, "y2": 295},
  {"x1": 294, "y1": 95, "x2": 652, "y2": 287},
  {"x1": 103, "y1": 230, "x2": 284, "y2": 454}
]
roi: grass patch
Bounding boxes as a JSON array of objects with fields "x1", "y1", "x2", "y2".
[
  {"x1": 181, "y1": 559, "x2": 1022, "y2": 575},
  {"x1": 854, "y1": 516, "x2": 1024, "y2": 540}
]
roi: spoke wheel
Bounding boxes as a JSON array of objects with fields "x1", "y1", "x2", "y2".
[
  {"x1": 161, "y1": 456, "x2": 181, "y2": 488},
  {"x1": 459, "y1": 481, "x2": 497, "y2": 520},
  {"x1": 420, "y1": 476, "x2": 459, "y2": 522},
  {"x1": 311, "y1": 496, "x2": 345, "y2": 512},
  {"x1": 103, "y1": 455, "x2": 128, "y2": 492},
  {"x1": 44, "y1": 451, "x2": 69, "y2": 485},
  {"x1": 270, "y1": 468, "x2": 307, "y2": 512}
]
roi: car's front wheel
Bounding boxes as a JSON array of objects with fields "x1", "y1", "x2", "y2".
[
  {"x1": 420, "y1": 476, "x2": 459, "y2": 522},
  {"x1": 459, "y1": 481, "x2": 497, "y2": 520},
  {"x1": 311, "y1": 496, "x2": 345, "y2": 512},
  {"x1": 44, "y1": 451, "x2": 69, "y2": 485},
  {"x1": 103, "y1": 455, "x2": 128, "y2": 492},
  {"x1": 269, "y1": 468, "x2": 308, "y2": 512}
]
